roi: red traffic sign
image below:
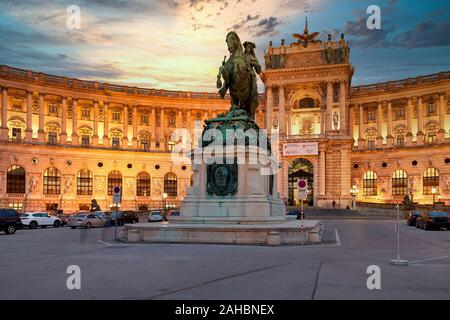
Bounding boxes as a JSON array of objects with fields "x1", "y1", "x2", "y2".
[{"x1": 298, "y1": 179, "x2": 308, "y2": 189}]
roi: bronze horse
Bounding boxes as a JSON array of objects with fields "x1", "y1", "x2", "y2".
[{"x1": 217, "y1": 31, "x2": 260, "y2": 120}]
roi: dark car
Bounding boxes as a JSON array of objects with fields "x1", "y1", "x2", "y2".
[
  {"x1": 287, "y1": 209, "x2": 305, "y2": 219},
  {"x1": 168, "y1": 209, "x2": 180, "y2": 217},
  {"x1": 108, "y1": 211, "x2": 139, "y2": 226},
  {"x1": 407, "y1": 210, "x2": 422, "y2": 226},
  {"x1": 416, "y1": 211, "x2": 450, "y2": 230},
  {"x1": 0, "y1": 208, "x2": 23, "y2": 234}
]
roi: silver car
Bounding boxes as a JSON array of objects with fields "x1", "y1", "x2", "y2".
[
  {"x1": 68, "y1": 213, "x2": 107, "y2": 229},
  {"x1": 148, "y1": 211, "x2": 163, "y2": 222}
]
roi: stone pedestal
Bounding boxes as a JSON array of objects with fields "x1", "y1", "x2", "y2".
[
  {"x1": 386, "y1": 135, "x2": 394, "y2": 148},
  {"x1": 416, "y1": 132, "x2": 424, "y2": 146}
]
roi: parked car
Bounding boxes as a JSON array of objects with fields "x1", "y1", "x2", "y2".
[
  {"x1": 20, "y1": 212, "x2": 62, "y2": 229},
  {"x1": 0, "y1": 208, "x2": 23, "y2": 234},
  {"x1": 168, "y1": 209, "x2": 180, "y2": 217},
  {"x1": 148, "y1": 211, "x2": 163, "y2": 222},
  {"x1": 416, "y1": 211, "x2": 450, "y2": 230},
  {"x1": 68, "y1": 213, "x2": 107, "y2": 229},
  {"x1": 407, "y1": 210, "x2": 422, "y2": 226},
  {"x1": 108, "y1": 211, "x2": 139, "y2": 226},
  {"x1": 287, "y1": 209, "x2": 305, "y2": 219}
]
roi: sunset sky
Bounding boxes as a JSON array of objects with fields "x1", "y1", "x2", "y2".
[{"x1": 0, "y1": 0, "x2": 449, "y2": 92}]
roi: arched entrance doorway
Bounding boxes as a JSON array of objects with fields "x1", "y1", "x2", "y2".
[{"x1": 288, "y1": 158, "x2": 314, "y2": 206}]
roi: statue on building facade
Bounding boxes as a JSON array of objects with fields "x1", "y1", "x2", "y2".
[
  {"x1": 324, "y1": 33, "x2": 335, "y2": 64},
  {"x1": 292, "y1": 17, "x2": 321, "y2": 48},
  {"x1": 337, "y1": 33, "x2": 349, "y2": 64},
  {"x1": 333, "y1": 111, "x2": 339, "y2": 130},
  {"x1": 216, "y1": 31, "x2": 262, "y2": 120}
]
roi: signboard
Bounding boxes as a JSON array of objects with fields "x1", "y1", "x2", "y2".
[
  {"x1": 283, "y1": 142, "x2": 319, "y2": 156},
  {"x1": 298, "y1": 189, "x2": 308, "y2": 201},
  {"x1": 112, "y1": 186, "x2": 121, "y2": 204},
  {"x1": 298, "y1": 179, "x2": 308, "y2": 190}
]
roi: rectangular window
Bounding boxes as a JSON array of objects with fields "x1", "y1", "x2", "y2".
[
  {"x1": 81, "y1": 135, "x2": 90, "y2": 146},
  {"x1": 12, "y1": 128, "x2": 22, "y2": 142},
  {"x1": 8, "y1": 202, "x2": 23, "y2": 212},
  {"x1": 396, "y1": 135, "x2": 405, "y2": 148},
  {"x1": 48, "y1": 104, "x2": 58, "y2": 115},
  {"x1": 367, "y1": 110, "x2": 376, "y2": 122},
  {"x1": 141, "y1": 114, "x2": 149, "y2": 125},
  {"x1": 168, "y1": 141, "x2": 175, "y2": 151},
  {"x1": 81, "y1": 108, "x2": 90, "y2": 119},
  {"x1": 168, "y1": 116, "x2": 176, "y2": 127},
  {"x1": 367, "y1": 140, "x2": 375, "y2": 150},
  {"x1": 112, "y1": 111, "x2": 121, "y2": 122},
  {"x1": 396, "y1": 107, "x2": 405, "y2": 120},
  {"x1": 112, "y1": 137, "x2": 120, "y2": 149},
  {"x1": 141, "y1": 139, "x2": 149, "y2": 151},
  {"x1": 48, "y1": 132, "x2": 58, "y2": 145},
  {"x1": 427, "y1": 132, "x2": 436, "y2": 145},
  {"x1": 427, "y1": 103, "x2": 436, "y2": 116}
]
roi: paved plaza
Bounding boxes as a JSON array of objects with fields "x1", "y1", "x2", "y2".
[{"x1": 1, "y1": 218, "x2": 450, "y2": 300}]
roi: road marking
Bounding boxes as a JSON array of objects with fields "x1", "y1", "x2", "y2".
[
  {"x1": 409, "y1": 263, "x2": 450, "y2": 268},
  {"x1": 334, "y1": 229, "x2": 341, "y2": 246},
  {"x1": 97, "y1": 240, "x2": 113, "y2": 246},
  {"x1": 409, "y1": 254, "x2": 450, "y2": 264}
]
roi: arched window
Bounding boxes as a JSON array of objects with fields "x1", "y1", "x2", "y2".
[
  {"x1": 107, "y1": 171, "x2": 122, "y2": 195},
  {"x1": 137, "y1": 172, "x2": 151, "y2": 196},
  {"x1": 164, "y1": 172, "x2": 177, "y2": 197},
  {"x1": 363, "y1": 171, "x2": 377, "y2": 196},
  {"x1": 392, "y1": 169, "x2": 408, "y2": 196},
  {"x1": 423, "y1": 168, "x2": 439, "y2": 195},
  {"x1": 77, "y1": 170, "x2": 93, "y2": 195},
  {"x1": 43, "y1": 167, "x2": 61, "y2": 194},
  {"x1": 7, "y1": 165, "x2": 25, "y2": 194}
]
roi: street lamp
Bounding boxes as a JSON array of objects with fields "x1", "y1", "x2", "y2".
[
  {"x1": 162, "y1": 192, "x2": 168, "y2": 221},
  {"x1": 431, "y1": 186, "x2": 437, "y2": 210},
  {"x1": 349, "y1": 185, "x2": 359, "y2": 210}
]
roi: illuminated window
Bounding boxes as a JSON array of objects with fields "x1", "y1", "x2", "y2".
[
  {"x1": 396, "y1": 107, "x2": 405, "y2": 120},
  {"x1": 423, "y1": 168, "x2": 439, "y2": 195},
  {"x1": 12, "y1": 128, "x2": 22, "y2": 142},
  {"x1": 112, "y1": 111, "x2": 121, "y2": 122},
  {"x1": 48, "y1": 131, "x2": 58, "y2": 145},
  {"x1": 137, "y1": 172, "x2": 151, "y2": 196},
  {"x1": 43, "y1": 167, "x2": 61, "y2": 194},
  {"x1": 367, "y1": 110, "x2": 376, "y2": 122},
  {"x1": 141, "y1": 114, "x2": 149, "y2": 125},
  {"x1": 427, "y1": 103, "x2": 436, "y2": 116},
  {"x1": 363, "y1": 171, "x2": 377, "y2": 196},
  {"x1": 392, "y1": 170, "x2": 407, "y2": 196},
  {"x1": 164, "y1": 172, "x2": 177, "y2": 197},
  {"x1": 48, "y1": 104, "x2": 58, "y2": 114},
  {"x1": 367, "y1": 140, "x2": 375, "y2": 150},
  {"x1": 427, "y1": 131, "x2": 436, "y2": 145},
  {"x1": 168, "y1": 141, "x2": 175, "y2": 151},
  {"x1": 141, "y1": 138, "x2": 149, "y2": 151},
  {"x1": 81, "y1": 108, "x2": 90, "y2": 119},
  {"x1": 77, "y1": 170, "x2": 93, "y2": 195},
  {"x1": 7, "y1": 165, "x2": 25, "y2": 194},
  {"x1": 108, "y1": 171, "x2": 122, "y2": 195},
  {"x1": 396, "y1": 135, "x2": 405, "y2": 148}
]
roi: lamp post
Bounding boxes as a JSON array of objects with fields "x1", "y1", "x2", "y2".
[
  {"x1": 162, "y1": 192, "x2": 168, "y2": 221},
  {"x1": 431, "y1": 186, "x2": 437, "y2": 211},
  {"x1": 349, "y1": 185, "x2": 359, "y2": 210}
]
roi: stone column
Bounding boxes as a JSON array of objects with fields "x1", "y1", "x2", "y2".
[
  {"x1": 320, "y1": 110, "x2": 325, "y2": 134},
  {"x1": 92, "y1": 101, "x2": 99, "y2": 146},
  {"x1": 278, "y1": 86, "x2": 286, "y2": 135},
  {"x1": 339, "y1": 81, "x2": 346, "y2": 132},
  {"x1": 438, "y1": 93, "x2": 446, "y2": 142},
  {"x1": 151, "y1": 107, "x2": 156, "y2": 149},
  {"x1": 287, "y1": 112, "x2": 292, "y2": 136},
  {"x1": 122, "y1": 104, "x2": 128, "y2": 147},
  {"x1": 358, "y1": 104, "x2": 364, "y2": 149},
  {"x1": 319, "y1": 149, "x2": 326, "y2": 196},
  {"x1": 265, "y1": 86, "x2": 273, "y2": 132},
  {"x1": 416, "y1": 97, "x2": 424, "y2": 146},
  {"x1": 132, "y1": 105, "x2": 138, "y2": 148},
  {"x1": 71, "y1": 98, "x2": 79, "y2": 145},
  {"x1": 38, "y1": 93, "x2": 45, "y2": 142},
  {"x1": 0, "y1": 87, "x2": 8, "y2": 140},
  {"x1": 376, "y1": 101, "x2": 383, "y2": 148},
  {"x1": 326, "y1": 82, "x2": 333, "y2": 131},
  {"x1": 349, "y1": 105, "x2": 355, "y2": 141},
  {"x1": 160, "y1": 107, "x2": 165, "y2": 150},
  {"x1": 406, "y1": 97, "x2": 413, "y2": 146},
  {"x1": 340, "y1": 149, "x2": 350, "y2": 198},
  {"x1": 60, "y1": 97, "x2": 68, "y2": 144},
  {"x1": 178, "y1": 109, "x2": 183, "y2": 128},
  {"x1": 386, "y1": 101, "x2": 394, "y2": 148},
  {"x1": 25, "y1": 91, "x2": 33, "y2": 142},
  {"x1": 103, "y1": 102, "x2": 109, "y2": 146},
  {"x1": 187, "y1": 109, "x2": 192, "y2": 133}
]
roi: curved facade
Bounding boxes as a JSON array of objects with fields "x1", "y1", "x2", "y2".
[{"x1": 1, "y1": 38, "x2": 450, "y2": 212}]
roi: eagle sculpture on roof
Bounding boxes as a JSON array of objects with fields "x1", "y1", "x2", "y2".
[{"x1": 292, "y1": 17, "x2": 321, "y2": 47}]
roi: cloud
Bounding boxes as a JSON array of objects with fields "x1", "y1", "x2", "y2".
[
  {"x1": 393, "y1": 20, "x2": 450, "y2": 48},
  {"x1": 344, "y1": 16, "x2": 393, "y2": 48},
  {"x1": 252, "y1": 17, "x2": 281, "y2": 36}
]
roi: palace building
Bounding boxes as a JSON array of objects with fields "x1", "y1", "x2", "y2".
[{"x1": 1, "y1": 29, "x2": 450, "y2": 212}]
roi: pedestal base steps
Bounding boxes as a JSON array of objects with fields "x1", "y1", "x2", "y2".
[{"x1": 122, "y1": 219, "x2": 323, "y2": 246}]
